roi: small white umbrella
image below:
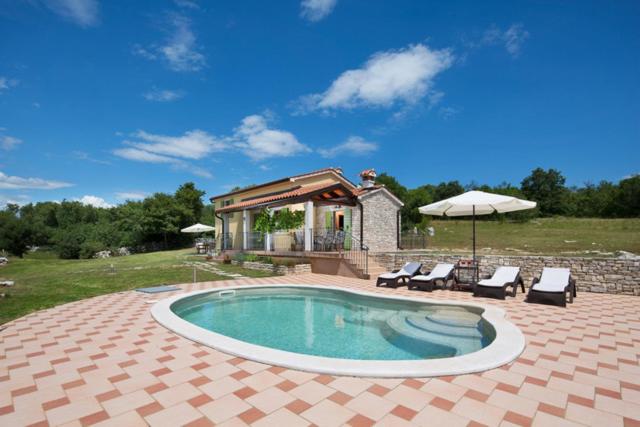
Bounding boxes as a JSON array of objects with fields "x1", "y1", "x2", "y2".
[
  {"x1": 181, "y1": 223, "x2": 215, "y2": 233},
  {"x1": 419, "y1": 191, "x2": 536, "y2": 281}
]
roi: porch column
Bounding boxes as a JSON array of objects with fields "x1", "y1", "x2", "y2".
[
  {"x1": 304, "y1": 201, "x2": 313, "y2": 251},
  {"x1": 242, "y1": 210, "x2": 248, "y2": 250},
  {"x1": 265, "y1": 209, "x2": 274, "y2": 251}
]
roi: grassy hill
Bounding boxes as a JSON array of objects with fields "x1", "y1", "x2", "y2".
[
  {"x1": 0, "y1": 249, "x2": 274, "y2": 325},
  {"x1": 425, "y1": 218, "x2": 640, "y2": 256}
]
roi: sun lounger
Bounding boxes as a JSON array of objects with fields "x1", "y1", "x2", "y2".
[
  {"x1": 526, "y1": 267, "x2": 576, "y2": 307},
  {"x1": 376, "y1": 262, "x2": 422, "y2": 288},
  {"x1": 407, "y1": 263, "x2": 455, "y2": 292},
  {"x1": 473, "y1": 266, "x2": 524, "y2": 299}
]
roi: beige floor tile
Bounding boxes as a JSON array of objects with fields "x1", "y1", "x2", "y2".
[
  {"x1": 301, "y1": 399, "x2": 355, "y2": 427},
  {"x1": 487, "y1": 388, "x2": 539, "y2": 417},
  {"x1": 412, "y1": 404, "x2": 469, "y2": 427},
  {"x1": 145, "y1": 401, "x2": 202, "y2": 427},
  {"x1": 199, "y1": 376, "x2": 245, "y2": 398},
  {"x1": 241, "y1": 370, "x2": 283, "y2": 392},
  {"x1": 154, "y1": 381, "x2": 201, "y2": 407},
  {"x1": 252, "y1": 408, "x2": 310, "y2": 427},
  {"x1": 246, "y1": 386, "x2": 295, "y2": 414},
  {"x1": 565, "y1": 402, "x2": 624, "y2": 427},
  {"x1": 290, "y1": 380, "x2": 335, "y2": 405},
  {"x1": 345, "y1": 391, "x2": 396, "y2": 421},
  {"x1": 328, "y1": 376, "x2": 372, "y2": 397},
  {"x1": 93, "y1": 410, "x2": 148, "y2": 427},
  {"x1": 451, "y1": 396, "x2": 506, "y2": 426},
  {"x1": 420, "y1": 378, "x2": 466, "y2": 402},
  {"x1": 101, "y1": 389, "x2": 154, "y2": 417},
  {"x1": 198, "y1": 393, "x2": 252, "y2": 423},
  {"x1": 384, "y1": 384, "x2": 433, "y2": 412},
  {"x1": 519, "y1": 382, "x2": 568, "y2": 408}
]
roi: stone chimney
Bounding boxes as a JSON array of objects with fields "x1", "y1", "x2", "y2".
[{"x1": 359, "y1": 168, "x2": 377, "y2": 188}]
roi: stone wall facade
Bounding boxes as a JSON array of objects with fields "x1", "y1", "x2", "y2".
[
  {"x1": 359, "y1": 190, "x2": 401, "y2": 253},
  {"x1": 231, "y1": 260, "x2": 312, "y2": 276},
  {"x1": 370, "y1": 252, "x2": 640, "y2": 295}
]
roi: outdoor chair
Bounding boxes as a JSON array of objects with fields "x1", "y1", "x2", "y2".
[
  {"x1": 473, "y1": 266, "x2": 524, "y2": 300},
  {"x1": 407, "y1": 263, "x2": 455, "y2": 292},
  {"x1": 526, "y1": 267, "x2": 577, "y2": 307},
  {"x1": 333, "y1": 230, "x2": 346, "y2": 251},
  {"x1": 376, "y1": 262, "x2": 422, "y2": 288}
]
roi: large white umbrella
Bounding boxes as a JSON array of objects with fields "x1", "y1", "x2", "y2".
[
  {"x1": 181, "y1": 223, "x2": 215, "y2": 233},
  {"x1": 419, "y1": 191, "x2": 536, "y2": 281}
]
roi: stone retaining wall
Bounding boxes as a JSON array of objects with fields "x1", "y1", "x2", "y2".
[
  {"x1": 370, "y1": 252, "x2": 640, "y2": 295},
  {"x1": 231, "y1": 260, "x2": 312, "y2": 276}
]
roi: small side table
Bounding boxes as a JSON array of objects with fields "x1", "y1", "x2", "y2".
[{"x1": 453, "y1": 260, "x2": 479, "y2": 291}]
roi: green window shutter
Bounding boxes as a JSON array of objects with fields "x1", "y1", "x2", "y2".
[
  {"x1": 344, "y1": 209, "x2": 352, "y2": 250},
  {"x1": 324, "y1": 211, "x2": 332, "y2": 230}
]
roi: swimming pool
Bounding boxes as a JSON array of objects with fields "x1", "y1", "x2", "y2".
[{"x1": 152, "y1": 285, "x2": 525, "y2": 377}]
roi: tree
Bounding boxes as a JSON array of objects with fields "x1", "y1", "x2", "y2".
[
  {"x1": 614, "y1": 175, "x2": 640, "y2": 217},
  {"x1": 142, "y1": 193, "x2": 193, "y2": 248},
  {"x1": 521, "y1": 168, "x2": 569, "y2": 216},
  {"x1": 175, "y1": 182, "x2": 205, "y2": 222},
  {"x1": 0, "y1": 210, "x2": 31, "y2": 257},
  {"x1": 376, "y1": 173, "x2": 408, "y2": 201},
  {"x1": 434, "y1": 181, "x2": 464, "y2": 201}
]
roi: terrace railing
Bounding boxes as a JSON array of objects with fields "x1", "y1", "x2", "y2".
[{"x1": 400, "y1": 231, "x2": 428, "y2": 250}]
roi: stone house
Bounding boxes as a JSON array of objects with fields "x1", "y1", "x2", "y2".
[{"x1": 210, "y1": 167, "x2": 403, "y2": 253}]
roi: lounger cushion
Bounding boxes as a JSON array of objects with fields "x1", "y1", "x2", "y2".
[
  {"x1": 477, "y1": 266, "x2": 520, "y2": 288},
  {"x1": 531, "y1": 268, "x2": 571, "y2": 292},
  {"x1": 379, "y1": 262, "x2": 421, "y2": 279},
  {"x1": 411, "y1": 263, "x2": 454, "y2": 282}
]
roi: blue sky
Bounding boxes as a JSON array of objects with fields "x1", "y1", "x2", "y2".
[{"x1": 1, "y1": 0, "x2": 638, "y2": 208}]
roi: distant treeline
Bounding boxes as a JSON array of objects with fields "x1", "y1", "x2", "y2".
[
  {"x1": 376, "y1": 168, "x2": 640, "y2": 230},
  {"x1": 1, "y1": 168, "x2": 638, "y2": 258},
  {"x1": 0, "y1": 183, "x2": 215, "y2": 259}
]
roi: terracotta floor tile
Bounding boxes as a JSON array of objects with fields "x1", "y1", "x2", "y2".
[{"x1": 3, "y1": 274, "x2": 640, "y2": 427}]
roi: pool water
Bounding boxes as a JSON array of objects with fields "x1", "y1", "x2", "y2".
[{"x1": 171, "y1": 287, "x2": 496, "y2": 361}]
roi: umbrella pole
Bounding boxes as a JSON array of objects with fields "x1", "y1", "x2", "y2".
[{"x1": 472, "y1": 205, "x2": 477, "y2": 284}]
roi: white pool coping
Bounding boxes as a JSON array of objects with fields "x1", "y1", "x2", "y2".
[{"x1": 151, "y1": 284, "x2": 525, "y2": 378}]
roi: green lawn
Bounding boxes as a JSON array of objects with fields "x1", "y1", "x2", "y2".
[
  {"x1": 0, "y1": 248, "x2": 275, "y2": 325},
  {"x1": 426, "y1": 218, "x2": 640, "y2": 255}
]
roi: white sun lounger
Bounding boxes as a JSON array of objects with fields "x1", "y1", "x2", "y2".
[
  {"x1": 407, "y1": 263, "x2": 455, "y2": 292},
  {"x1": 526, "y1": 267, "x2": 576, "y2": 307},
  {"x1": 473, "y1": 266, "x2": 524, "y2": 299},
  {"x1": 376, "y1": 262, "x2": 422, "y2": 288}
]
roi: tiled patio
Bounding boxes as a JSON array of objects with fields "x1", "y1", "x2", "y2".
[{"x1": 1, "y1": 273, "x2": 640, "y2": 427}]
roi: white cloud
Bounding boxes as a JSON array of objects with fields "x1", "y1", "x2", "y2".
[
  {"x1": 75, "y1": 195, "x2": 113, "y2": 208},
  {"x1": 113, "y1": 130, "x2": 219, "y2": 179},
  {"x1": 296, "y1": 43, "x2": 454, "y2": 114},
  {"x1": 72, "y1": 150, "x2": 111, "y2": 165},
  {"x1": 42, "y1": 0, "x2": 99, "y2": 28},
  {"x1": 318, "y1": 136, "x2": 378, "y2": 158},
  {"x1": 300, "y1": 0, "x2": 337, "y2": 22},
  {"x1": 143, "y1": 88, "x2": 184, "y2": 102},
  {"x1": 113, "y1": 147, "x2": 177, "y2": 164},
  {"x1": 233, "y1": 114, "x2": 311, "y2": 160},
  {"x1": 0, "y1": 194, "x2": 30, "y2": 208},
  {"x1": 1, "y1": 135, "x2": 23, "y2": 151},
  {"x1": 0, "y1": 76, "x2": 19, "y2": 93},
  {"x1": 482, "y1": 24, "x2": 529, "y2": 57},
  {"x1": 126, "y1": 129, "x2": 224, "y2": 160},
  {"x1": 0, "y1": 172, "x2": 73, "y2": 190},
  {"x1": 134, "y1": 14, "x2": 205, "y2": 72},
  {"x1": 115, "y1": 191, "x2": 146, "y2": 201}
]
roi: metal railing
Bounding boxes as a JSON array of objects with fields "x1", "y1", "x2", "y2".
[
  {"x1": 400, "y1": 231, "x2": 428, "y2": 250},
  {"x1": 245, "y1": 232, "x2": 264, "y2": 250},
  {"x1": 340, "y1": 232, "x2": 369, "y2": 276}
]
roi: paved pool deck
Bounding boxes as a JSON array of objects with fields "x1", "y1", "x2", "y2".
[{"x1": 1, "y1": 273, "x2": 639, "y2": 427}]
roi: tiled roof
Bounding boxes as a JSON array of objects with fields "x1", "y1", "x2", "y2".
[
  {"x1": 209, "y1": 167, "x2": 349, "y2": 201},
  {"x1": 216, "y1": 183, "x2": 343, "y2": 213}
]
